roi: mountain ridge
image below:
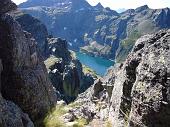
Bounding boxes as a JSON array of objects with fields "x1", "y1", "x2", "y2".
[
  {"x1": 0, "y1": 0, "x2": 170, "y2": 126},
  {"x1": 19, "y1": 0, "x2": 170, "y2": 61},
  {"x1": 54, "y1": 29, "x2": 170, "y2": 127}
]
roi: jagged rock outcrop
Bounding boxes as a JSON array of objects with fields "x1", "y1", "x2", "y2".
[
  {"x1": 0, "y1": 0, "x2": 57, "y2": 126},
  {"x1": 0, "y1": 0, "x2": 17, "y2": 14},
  {"x1": 12, "y1": 10, "x2": 95, "y2": 103},
  {"x1": 46, "y1": 37, "x2": 71, "y2": 62},
  {"x1": 0, "y1": 59, "x2": 34, "y2": 127},
  {"x1": 19, "y1": 1, "x2": 170, "y2": 61},
  {"x1": 57, "y1": 78, "x2": 112, "y2": 126},
  {"x1": 94, "y1": 3, "x2": 104, "y2": 10},
  {"x1": 109, "y1": 30, "x2": 170, "y2": 127},
  {"x1": 59, "y1": 30, "x2": 170, "y2": 127},
  {"x1": 45, "y1": 38, "x2": 95, "y2": 102},
  {"x1": 13, "y1": 11, "x2": 49, "y2": 55},
  {"x1": 0, "y1": 94, "x2": 34, "y2": 127}
]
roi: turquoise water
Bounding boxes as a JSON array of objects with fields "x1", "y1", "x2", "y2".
[{"x1": 76, "y1": 52, "x2": 114, "y2": 76}]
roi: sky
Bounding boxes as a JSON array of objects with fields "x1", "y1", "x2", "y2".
[{"x1": 12, "y1": 0, "x2": 170, "y2": 10}]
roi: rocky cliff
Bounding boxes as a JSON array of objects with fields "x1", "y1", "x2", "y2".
[
  {"x1": 13, "y1": 11, "x2": 49, "y2": 56},
  {"x1": 44, "y1": 37, "x2": 96, "y2": 103},
  {"x1": 19, "y1": 0, "x2": 170, "y2": 61},
  {"x1": 0, "y1": 0, "x2": 57, "y2": 126},
  {"x1": 109, "y1": 29, "x2": 170, "y2": 127},
  {"x1": 54, "y1": 30, "x2": 170, "y2": 127},
  {"x1": 12, "y1": 11, "x2": 96, "y2": 103}
]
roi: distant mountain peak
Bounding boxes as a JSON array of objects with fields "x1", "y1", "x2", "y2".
[
  {"x1": 19, "y1": 0, "x2": 92, "y2": 10},
  {"x1": 95, "y1": 2, "x2": 104, "y2": 10},
  {"x1": 135, "y1": 5, "x2": 149, "y2": 12}
]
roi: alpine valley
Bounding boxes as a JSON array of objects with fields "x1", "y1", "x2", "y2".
[
  {"x1": 0, "y1": 0, "x2": 169, "y2": 127},
  {"x1": 19, "y1": 0, "x2": 170, "y2": 62}
]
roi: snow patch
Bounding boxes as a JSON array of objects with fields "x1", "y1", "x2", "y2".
[
  {"x1": 52, "y1": 69, "x2": 58, "y2": 73},
  {"x1": 74, "y1": 39, "x2": 77, "y2": 43},
  {"x1": 52, "y1": 47, "x2": 56, "y2": 52},
  {"x1": 64, "y1": 27, "x2": 67, "y2": 30},
  {"x1": 68, "y1": 42, "x2": 73, "y2": 46}
]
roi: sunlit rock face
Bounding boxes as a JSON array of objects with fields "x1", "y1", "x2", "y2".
[{"x1": 109, "y1": 30, "x2": 170, "y2": 127}]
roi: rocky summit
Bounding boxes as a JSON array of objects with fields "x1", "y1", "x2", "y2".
[{"x1": 19, "y1": 0, "x2": 170, "y2": 61}]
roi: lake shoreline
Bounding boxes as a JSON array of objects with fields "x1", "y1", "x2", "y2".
[{"x1": 75, "y1": 52, "x2": 115, "y2": 76}]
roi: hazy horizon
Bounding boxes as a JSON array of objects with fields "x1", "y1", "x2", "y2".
[{"x1": 12, "y1": 0, "x2": 170, "y2": 11}]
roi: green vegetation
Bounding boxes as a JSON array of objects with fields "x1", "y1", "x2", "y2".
[
  {"x1": 105, "y1": 35, "x2": 116, "y2": 40},
  {"x1": 73, "y1": 118, "x2": 88, "y2": 127},
  {"x1": 80, "y1": 41, "x2": 112, "y2": 57},
  {"x1": 44, "y1": 55, "x2": 61, "y2": 70},
  {"x1": 95, "y1": 15, "x2": 109, "y2": 22},
  {"x1": 121, "y1": 30, "x2": 141, "y2": 47},
  {"x1": 68, "y1": 102, "x2": 82, "y2": 108},
  {"x1": 43, "y1": 104, "x2": 67, "y2": 127},
  {"x1": 43, "y1": 102, "x2": 86, "y2": 127},
  {"x1": 82, "y1": 65, "x2": 99, "y2": 78},
  {"x1": 116, "y1": 30, "x2": 141, "y2": 62},
  {"x1": 70, "y1": 50, "x2": 77, "y2": 59}
]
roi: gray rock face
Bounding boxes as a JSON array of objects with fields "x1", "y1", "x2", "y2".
[
  {"x1": 14, "y1": 12, "x2": 49, "y2": 55},
  {"x1": 47, "y1": 38, "x2": 71, "y2": 62},
  {"x1": 0, "y1": 6, "x2": 33, "y2": 125},
  {"x1": 109, "y1": 30, "x2": 170, "y2": 127},
  {"x1": 0, "y1": 0, "x2": 17, "y2": 14},
  {"x1": 61, "y1": 78, "x2": 113, "y2": 125},
  {"x1": 0, "y1": 94, "x2": 34, "y2": 127},
  {"x1": 0, "y1": 0, "x2": 57, "y2": 126}
]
